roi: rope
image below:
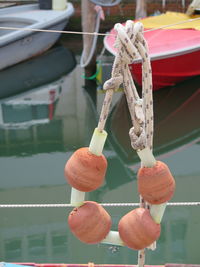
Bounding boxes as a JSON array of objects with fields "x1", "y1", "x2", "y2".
[
  {"x1": 80, "y1": 6, "x2": 104, "y2": 68},
  {"x1": 0, "y1": 202, "x2": 200, "y2": 208},
  {"x1": 113, "y1": 20, "x2": 154, "y2": 266},
  {"x1": 0, "y1": 16, "x2": 200, "y2": 37},
  {"x1": 97, "y1": 48, "x2": 123, "y2": 131},
  {"x1": 114, "y1": 21, "x2": 153, "y2": 151},
  {"x1": 94, "y1": 21, "x2": 154, "y2": 262}
]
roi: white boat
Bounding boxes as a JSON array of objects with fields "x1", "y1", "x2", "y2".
[{"x1": 0, "y1": 3, "x2": 74, "y2": 70}]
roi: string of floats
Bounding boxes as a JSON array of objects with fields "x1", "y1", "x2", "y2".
[
  {"x1": 0, "y1": 202, "x2": 200, "y2": 208},
  {"x1": 0, "y1": 16, "x2": 200, "y2": 36},
  {"x1": 0, "y1": 17, "x2": 199, "y2": 211}
]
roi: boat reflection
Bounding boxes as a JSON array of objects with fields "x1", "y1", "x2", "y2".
[
  {"x1": 0, "y1": 45, "x2": 76, "y2": 100},
  {"x1": 0, "y1": 45, "x2": 77, "y2": 157},
  {"x1": 107, "y1": 75, "x2": 200, "y2": 165},
  {"x1": 0, "y1": 80, "x2": 62, "y2": 129},
  {"x1": 0, "y1": 63, "x2": 199, "y2": 264},
  {"x1": 90, "y1": 74, "x2": 200, "y2": 204}
]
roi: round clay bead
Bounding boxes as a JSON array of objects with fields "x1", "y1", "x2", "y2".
[
  {"x1": 137, "y1": 161, "x2": 175, "y2": 204},
  {"x1": 64, "y1": 147, "x2": 107, "y2": 192},
  {"x1": 118, "y1": 207, "x2": 161, "y2": 250},
  {"x1": 68, "y1": 201, "x2": 112, "y2": 244}
]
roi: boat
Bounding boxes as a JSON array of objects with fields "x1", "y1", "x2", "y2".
[
  {"x1": 0, "y1": 45, "x2": 76, "y2": 99},
  {"x1": 104, "y1": 4, "x2": 200, "y2": 90},
  {"x1": 0, "y1": 3, "x2": 74, "y2": 70}
]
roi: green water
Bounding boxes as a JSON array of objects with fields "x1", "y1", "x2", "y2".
[{"x1": 0, "y1": 45, "x2": 200, "y2": 265}]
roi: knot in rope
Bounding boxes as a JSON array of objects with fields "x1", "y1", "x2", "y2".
[
  {"x1": 129, "y1": 126, "x2": 147, "y2": 151},
  {"x1": 114, "y1": 20, "x2": 144, "y2": 64},
  {"x1": 113, "y1": 19, "x2": 153, "y2": 151},
  {"x1": 103, "y1": 75, "x2": 123, "y2": 91},
  {"x1": 128, "y1": 99, "x2": 147, "y2": 150}
]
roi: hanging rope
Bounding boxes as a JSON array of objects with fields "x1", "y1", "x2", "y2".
[
  {"x1": 0, "y1": 12, "x2": 199, "y2": 262},
  {"x1": 80, "y1": 5, "x2": 104, "y2": 68},
  {"x1": 78, "y1": 19, "x2": 156, "y2": 264},
  {"x1": 113, "y1": 20, "x2": 155, "y2": 266}
]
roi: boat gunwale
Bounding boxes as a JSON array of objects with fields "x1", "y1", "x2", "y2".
[
  {"x1": 104, "y1": 30, "x2": 200, "y2": 63},
  {"x1": 0, "y1": 3, "x2": 74, "y2": 47}
]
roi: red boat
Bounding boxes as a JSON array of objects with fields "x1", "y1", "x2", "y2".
[{"x1": 104, "y1": 12, "x2": 200, "y2": 90}]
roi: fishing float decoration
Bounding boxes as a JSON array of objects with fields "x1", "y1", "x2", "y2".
[{"x1": 64, "y1": 20, "x2": 175, "y2": 265}]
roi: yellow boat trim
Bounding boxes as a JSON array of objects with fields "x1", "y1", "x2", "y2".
[{"x1": 139, "y1": 12, "x2": 200, "y2": 30}]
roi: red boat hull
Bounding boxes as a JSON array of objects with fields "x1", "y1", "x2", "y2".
[
  {"x1": 104, "y1": 18, "x2": 200, "y2": 90},
  {"x1": 130, "y1": 49, "x2": 200, "y2": 90}
]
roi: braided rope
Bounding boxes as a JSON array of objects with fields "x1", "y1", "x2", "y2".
[
  {"x1": 96, "y1": 20, "x2": 156, "y2": 265},
  {"x1": 97, "y1": 50, "x2": 123, "y2": 132},
  {"x1": 0, "y1": 202, "x2": 199, "y2": 208},
  {"x1": 113, "y1": 20, "x2": 155, "y2": 265}
]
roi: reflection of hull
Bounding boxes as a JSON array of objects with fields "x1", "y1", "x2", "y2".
[
  {"x1": 0, "y1": 65, "x2": 98, "y2": 158},
  {"x1": 107, "y1": 76, "x2": 200, "y2": 164},
  {"x1": 0, "y1": 79, "x2": 63, "y2": 129},
  {"x1": 0, "y1": 45, "x2": 76, "y2": 99}
]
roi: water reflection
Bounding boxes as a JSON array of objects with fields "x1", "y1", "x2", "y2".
[
  {"x1": 0, "y1": 52, "x2": 199, "y2": 264},
  {"x1": 0, "y1": 46, "x2": 77, "y2": 157},
  {"x1": 107, "y1": 75, "x2": 200, "y2": 165},
  {"x1": 0, "y1": 46, "x2": 76, "y2": 100}
]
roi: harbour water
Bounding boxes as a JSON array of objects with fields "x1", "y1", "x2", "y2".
[{"x1": 0, "y1": 40, "x2": 199, "y2": 265}]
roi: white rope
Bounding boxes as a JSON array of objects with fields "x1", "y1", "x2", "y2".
[
  {"x1": 0, "y1": 26, "x2": 107, "y2": 36},
  {"x1": 80, "y1": 6, "x2": 103, "y2": 68},
  {"x1": 0, "y1": 16, "x2": 200, "y2": 37},
  {"x1": 96, "y1": 20, "x2": 155, "y2": 264},
  {"x1": 0, "y1": 202, "x2": 200, "y2": 208},
  {"x1": 114, "y1": 21, "x2": 153, "y2": 266}
]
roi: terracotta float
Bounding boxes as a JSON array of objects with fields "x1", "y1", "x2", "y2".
[
  {"x1": 137, "y1": 160, "x2": 176, "y2": 204},
  {"x1": 64, "y1": 147, "x2": 107, "y2": 192},
  {"x1": 68, "y1": 201, "x2": 112, "y2": 244},
  {"x1": 118, "y1": 207, "x2": 161, "y2": 250}
]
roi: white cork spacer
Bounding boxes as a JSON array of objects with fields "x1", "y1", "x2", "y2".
[
  {"x1": 101, "y1": 230, "x2": 124, "y2": 246},
  {"x1": 89, "y1": 128, "x2": 108, "y2": 156}
]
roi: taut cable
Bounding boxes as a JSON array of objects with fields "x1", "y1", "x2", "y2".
[
  {"x1": 0, "y1": 16, "x2": 200, "y2": 36},
  {"x1": 0, "y1": 202, "x2": 200, "y2": 208}
]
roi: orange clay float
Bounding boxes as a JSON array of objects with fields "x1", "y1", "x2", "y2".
[
  {"x1": 118, "y1": 207, "x2": 161, "y2": 250},
  {"x1": 64, "y1": 20, "x2": 176, "y2": 251},
  {"x1": 64, "y1": 147, "x2": 107, "y2": 192},
  {"x1": 65, "y1": 132, "x2": 170, "y2": 250},
  {"x1": 68, "y1": 201, "x2": 112, "y2": 244},
  {"x1": 137, "y1": 160, "x2": 176, "y2": 204},
  {"x1": 64, "y1": 128, "x2": 108, "y2": 193}
]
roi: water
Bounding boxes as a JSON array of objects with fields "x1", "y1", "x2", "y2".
[{"x1": 0, "y1": 40, "x2": 199, "y2": 265}]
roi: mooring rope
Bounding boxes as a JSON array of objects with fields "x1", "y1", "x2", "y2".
[
  {"x1": 80, "y1": 5, "x2": 104, "y2": 68},
  {"x1": 113, "y1": 20, "x2": 156, "y2": 264},
  {"x1": 0, "y1": 16, "x2": 200, "y2": 37},
  {"x1": 0, "y1": 202, "x2": 200, "y2": 208}
]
